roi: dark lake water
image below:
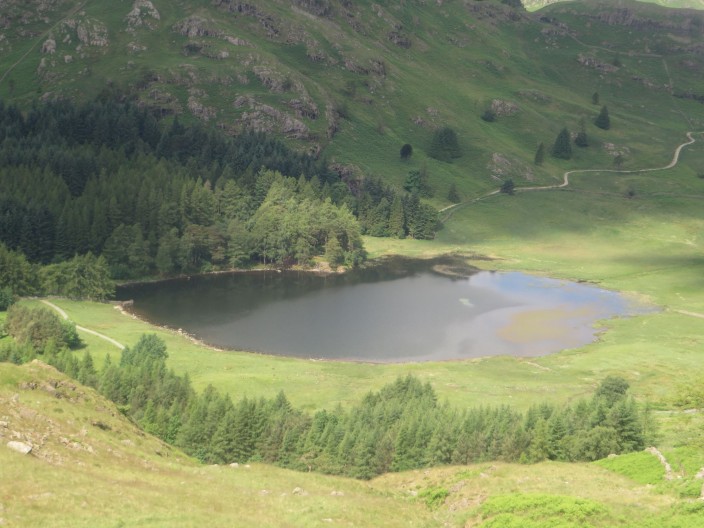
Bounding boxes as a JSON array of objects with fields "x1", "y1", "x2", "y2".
[{"x1": 117, "y1": 259, "x2": 650, "y2": 362}]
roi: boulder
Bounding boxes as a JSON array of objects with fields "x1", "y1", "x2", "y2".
[{"x1": 7, "y1": 441, "x2": 32, "y2": 455}]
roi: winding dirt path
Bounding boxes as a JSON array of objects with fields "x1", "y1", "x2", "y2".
[
  {"x1": 40, "y1": 299, "x2": 125, "y2": 350},
  {"x1": 440, "y1": 131, "x2": 702, "y2": 221}
]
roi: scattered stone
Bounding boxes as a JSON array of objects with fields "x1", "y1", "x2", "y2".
[
  {"x1": 64, "y1": 55, "x2": 73, "y2": 63},
  {"x1": 41, "y1": 38, "x2": 56, "y2": 54},
  {"x1": 330, "y1": 490, "x2": 344, "y2": 496},
  {"x1": 488, "y1": 152, "x2": 534, "y2": 182},
  {"x1": 292, "y1": 487, "x2": 306, "y2": 495},
  {"x1": 603, "y1": 142, "x2": 631, "y2": 158},
  {"x1": 695, "y1": 467, "x2": 704, "y2": 479},
  {"x1": 7, "y1": 441, "x2": 32, "y2": 455},
  {"x1": 229, "y1": 462, "x2": 239, "y2": 468},
  {"x1": 244, "y1": 464, "x2": 251, "y2": 468},
  {"x1": 0, "y1": 421, "x2": 8, "y2": 429},
  {"x1": 260, "y1": 489, "x2": 270, "y2": 495},
  {"x1": 490, "y1": 99, "x2": 519, "y2": 117},
  {"x1": 224, "y1": 36, "x2": 251, "y2": 47},
  {"x1": 577, "y1": 54, "x2": 619, "y2": 73}
]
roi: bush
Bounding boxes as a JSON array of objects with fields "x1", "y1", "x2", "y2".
[
  {"x1": 500, "y1": 179, "x2": 515, "y2": 195},
  {"x1": 428, "y1": 127, "x2": 462, "y2": 162},
  {"x1": 5, "y1": 305, "x2": 82, "y2": 351},
  {"x1": 0, "y1": 287, "x2": 14, "y2": 311},
  {"x1": 418, "y1": 487, "x2": 449, "y2": 510},
  {"x1": 481, "y1": 108, "x2": 497, "y2": 122}
]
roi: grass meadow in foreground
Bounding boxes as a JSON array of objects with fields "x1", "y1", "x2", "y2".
[
  {"x1": 3, "y1": 361, "x2": 703, "y2": 528},
  {"x1": 0, "y1": 362, "x2": 433, "y2": 528}
]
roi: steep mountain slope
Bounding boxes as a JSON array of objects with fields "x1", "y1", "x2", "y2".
[{"x1": 0, "y1": 0, "x2": 703, "y2": 203}]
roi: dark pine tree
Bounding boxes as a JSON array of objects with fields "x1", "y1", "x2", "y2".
[
  {"x1": 447, "y1": 183, "x2": 461, "y2": 204},
  {"x1": 551, "y1": 128, "x2": 572, "y2": 160},
  {"x1": 595, "y1": 106, "x2": 611, "y2": 130}
]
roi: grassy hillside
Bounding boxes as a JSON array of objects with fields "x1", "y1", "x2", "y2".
[
  {"x1": 0, "y1": 0, "x2": 703, "y2": 204},
  {"x1": 2, "y1": 361, "x2": 703, "y2": 527},
  {"x1": 0, "y1": 361, "x2": 437, "y2": 527}
]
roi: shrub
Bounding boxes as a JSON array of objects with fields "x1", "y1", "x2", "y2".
[
  {"x1": 5, "y1": 305, "x2": 82, "y2": 351},
  {"x1": 428, "y1": 127, "x2": 462, "y2": 162},
  {"x1": 0, "y1": 287, "x2": 14, "y2": 311},
  {"x1": 481, "y1": 108, "x2": 497, "y2": 122},
  {"x1": 418, "y1": 487, "x2": 449, "y2": 510}
]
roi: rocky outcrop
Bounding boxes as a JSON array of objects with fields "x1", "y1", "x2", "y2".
[
  {"x1": 288, "y1": 98, "x2": 319, "y2": 120},
  {"x1": 125, "y1": 0, "x2": 161, "y2": 31},
  {"x1": 577, "y1": 54, "x2": 619, "y2": 73},
  {"x1": 173, "y1": 16, "x2": 222, "y2": 38},
  {"x1": 325, "y1": 102, "x2": 338, "y2": 139},
  {"x1": 188, "y1": 96, "x2": 217, "y2": 122},
  {"x1": 487, "y1": 152, "x2": 534, "y2": 182},
  {"x1": 6, "y1": 441, "x2": 32, "y2": 455},
  {"x1": 63, "y1": 17, "x2": 109, "y2": 47},
  {"x1": 236, "y1": 97, "x2": 310, "y2": 139},
  {"x1": 224, "y1": 35, "x2": 251, "y2": 47},
  {"x1": 213, "y1": 1, "x2": 280, "y2": 38},
  {"x1": 490, "y1": 99, "x2": 519, "y2": 117},
  {"x1": 41, "y1": 38, "x2": 56, "y2": 54},
  {"x1": 252, "y1": 65, "x2": 294, "y2": 93}
]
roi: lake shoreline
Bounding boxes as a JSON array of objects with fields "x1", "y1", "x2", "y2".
[
  {"x1": 114, "y1": 252, "x2": 486, "y2": 289},
  {"x1": 115, "y1": 262, "x2": 652, "y2": 363}
]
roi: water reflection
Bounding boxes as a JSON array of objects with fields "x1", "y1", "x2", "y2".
[{"x1": 118, "y1": 260, "x2": 651, "y2": 362}]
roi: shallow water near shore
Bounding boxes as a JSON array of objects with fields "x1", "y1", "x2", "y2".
[{"x1": 117, "y1": 259, "x2": 652, "y2": 362}]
